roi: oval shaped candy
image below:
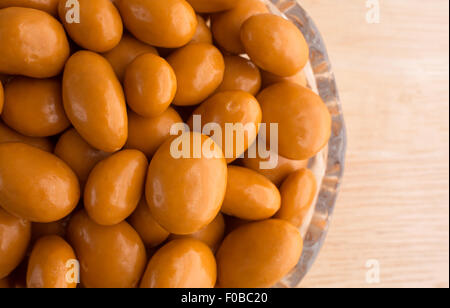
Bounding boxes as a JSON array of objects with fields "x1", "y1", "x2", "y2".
[
  {"x1": 0, "y1": 143, "x2": 80, "y2": 223},
  {"x1": 26, "y1": 235, "x2": 77, "y2": 288},
  {"x1": 145, "y1": 132, "x2": 227, "y2": 235},
  {"x1": 58, "y1": 0, "x2": 123, "y2": 52},
  {"x1": 67, "y1": 210, "x2": 147, "y2": 288},
  {"x1": 140, "y1": 239, "x2": 216, "y2": 288},
  {"x1": 0, "y1": 208, "x2": 31, "y2": 279},
  {"x1": 118, "y1": 0, "x2": 197, "y2": 48},
  {"x1": 62, "y1": 51, "x2": 128, "y2": 153},
  {"x1": 217, "y1": 219, "x2": 303, "y2": 288},
  {"x1": 0, "y1": 7, "x2": 69, "y2": 78},
  {"x1": 241, "y1": 14, "x2": 309, "y2": 77},
  {"x1": 84, "y1": 149, "x2": 148, "y2": 226}
]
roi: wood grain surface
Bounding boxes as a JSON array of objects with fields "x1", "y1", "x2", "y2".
[{"x1": 298, "y1": 0, "x2": 449, "y2": 288}]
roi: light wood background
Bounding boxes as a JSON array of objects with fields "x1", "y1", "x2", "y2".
[{"x1": 298, "y1": 0, "x2": 449, "y2": 288}]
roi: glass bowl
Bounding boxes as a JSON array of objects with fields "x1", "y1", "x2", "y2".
[{"x1": 261, "y1": 0, "x2": 347, "y2": 287}]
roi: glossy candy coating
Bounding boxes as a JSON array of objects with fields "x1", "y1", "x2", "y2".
[
  {"x1": 67, "y1": 210, "x2": 147, "y2": 288},
  {"x1": 167, "y1": 43, "x2": 225, "y2": 106},
  {"x1": 0, "y1": 0, "x2": 60, "y2": 16},
  {"x1": 169, "y1": 213, "x2": 225, "y2": 252},
  {"x1": 54, "y1": 129, "x2": 111, "y2": 187},
  {"x1": 222, "y1": 166, "x2": 281, "y2": 220},
  {"x1": 84, "y1": 150, "x2": 148, "y2": 226},
  {"x1": 62, "y1": 51, "x2": 128, "y2": 153},
  {"x1": 275, "y1": 169, "x2": 317, "y2": 227},
  {"x1": 102, "y1": 33, "x2": 158, "y2": 82},
  {"x1": 118, "y1": 0, "x2": 197, "y2": 48},
  {"x1": 217, "y1": 219, "x2": 303, "y2": 288},
  {"x1": 186, "y1": 0, "x2": 238, "y2": 13},
  {"x1": 258, "y1": 82, "x2": 332, "y2": 160},
  {"x1": 211, "y1": 0, "x2": 268, "y2": 54},
  {"x1": 0, "y1": 121, "x2": 53, "y2": 152},
  {"x1": 26, "y1": 235, "x2": 77, "y2": 288},
  {"x1": 241, "y1": 14, "x2": 309, "y2": 77},
  {"x1": 58, "y1": 0, "x2": 123, "y2": 53},
  {"x1": 1, "y1": 77, "x2": 70, "y2": 137},
  {"x1": 140, "y1": 239, "x2": 216, "y2": 288},
  {"x1": 216, "y1": 56, "x2": 261, "y2": 96},
  {"x1": 188, "y1": 91, "x2": 261, "y2": 163},
  {"x1": 0, "y1": 143, "x2": 80, "y2": 223},
  {"x1": 241, "y1": 141, "x2": 309, "y2": 186},
  {"x1": 145, "y1": 132, "x2": 227, "y2": 235},
  {"x1": 128, "y1": 198, "x2": 170, "y2": 248},
  {"x1": 126, "y1": 108, "x2": 183, "y2": 158},
  {"x1": 124, "y1": 54, "x2": 177, "y2": 118},
  {"x1": 261, "y1": 69, "x2": 308, "y2": 89},
  {"x1": 190, "y1": 15, "x2": 213, "y2": 44},
  {"x1": 0, "y1": 7, "x2": 70, "y2": 78},
  {"x1": 0, "y1": 208, "x2": 31, "y2": 279}
]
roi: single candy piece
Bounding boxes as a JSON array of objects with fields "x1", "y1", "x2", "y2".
[
  {"x1": 26, "y1": 235, "x2": 77, "y2": 288},
  {"x1": 211, "y1": 0, "x2": 268, "y2": 54},
  {"x1": 222, "y1": 166, "x2": 281, "y2": 220},
  {"x1": 54, "y1": 129, "x2": 111, "y2": 187},
  {"x1": 1, "y1": 77, "x2": 70, "y2": 137},
  {"x1": 190, "y1": 15, "x2": 213, "y2": 44},
  {"x1": 217, "y1": 219, "x2": 303, "y2": 288},
  {"x1": 275, "y1": 169, "x2": 317, "y2": 227},
  {"x1": 216, "y1": 56, "x2": 261, "y2": 96},
  {"x1": 0, "y1": 7, "x2": 70, "y2": 78},
  {"x1": 188, "y1": 91, "x2": 261, "y2": 163},
  {"x1": 67, "y1": 210, "x2": 147, "y2": 288},
  {"x1": 145, "y1": 132, "x2": 227, "y2": 235},
  {"x1": 0, "y1": 208, "x2": 31, "y2": 279},
  {"x1": 84, "y1": 150, "x2": 148, "y2": 226},
  {"x1": 124, "y1": 54, "x2": 177, "y2": 118},
  {"x1": 58, "y1": 0, "x2": 123, "y2": 52},
  {"x1": 258, "y1": 82, "x2": 332, "y2": 160},
  {"x1": 0, "y1": 0, "x2": 60, "y2": 16},
  {"x1": 241, "y1": 14, "x2": 309, "y2": 77},
  {"x1": 186, "y1": 0, "x2": 238, "y2": 13},
  {"x1": 0, "y1": 121, "x2": 53, "y2": 152},
  {"x1": 102, "y1": 33, "x2": 158, "y2": 82},
  {"x1": 169, "y1": 213, "x2": 225, "y2": 252},
  {"x1": 0, "y1": 143, "x2": 80, "y2": 223},
  {"x1": 140, "y1": 239, "x2": 217, "y2": 288},
  {"x1": 118, "y1": 0, "x2": 197, "y2": 48},
  {"x1": 62, "y1": 51, "x2": 128, "y2": 153},
  {"x1": 128, "y1": 198, "x2": 170, "y2": 248},
  {"x1": 167, "y1": 43, "x2": 225, "y2": 106},
  {"x1": 125, "y1": 108, "x2": 183, "y2": 158}
]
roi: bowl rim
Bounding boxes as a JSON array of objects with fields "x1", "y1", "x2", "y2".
[{"x1": 266, "y1": 0, "x2": 348, "y2": 287}]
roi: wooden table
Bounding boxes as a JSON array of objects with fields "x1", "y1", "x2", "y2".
[{"x1": 298, "y1": 0, "x2": 449, "y2": 288}]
